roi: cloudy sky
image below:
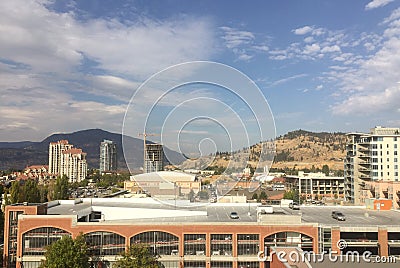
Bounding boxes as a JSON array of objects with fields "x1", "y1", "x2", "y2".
[{"x1": 1, "y1": 0, "x2": 400, "y2": 144}]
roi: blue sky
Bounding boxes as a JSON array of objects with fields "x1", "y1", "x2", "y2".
[{"x1": 1, "y1": 0, "x2": 400, "y2": 145}]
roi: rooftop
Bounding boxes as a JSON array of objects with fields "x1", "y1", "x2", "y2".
[{"x1": 43, "y1": 198, "x2": 400, "y2": 228}]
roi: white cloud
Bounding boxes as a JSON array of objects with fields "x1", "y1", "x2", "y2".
[
  {"x1": 303, "y1": 43, "x2": 321, "y2": 54},
  {"x1": 0, "y1": 0, "x2": 217, "y2": 141},
  {"x1": 321, "y1": 45, "x2": 341, "y2": 53},
  {"x1": 332, "y1": 86, "x2": 400, "y2": 115},
  {"x1": 293, "y1": 26, "x2": 314, "y2": 35},
  {"x1": 220, "y1": 26, "x2": 255, "y2": 48},
  {"x1": 329, "y1": 9, "x2": 400, "y2": 116},
  {"x1": 365, "y1": 0, "x2": 395, "y2": 10},
  {"x1": 304, "y1": 36, "x2": 315, "y2": 43}
]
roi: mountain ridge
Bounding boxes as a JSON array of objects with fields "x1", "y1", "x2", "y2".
[{"x1": 0, "y1": 129, "x2": 184, "y2": 171}]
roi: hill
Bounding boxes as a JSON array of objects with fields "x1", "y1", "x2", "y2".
[
  {"x1": 0, "y1": 129, "x2": 184, "y2": 171},
  {"x1": 273, "y1": 129, "x2": 346, "y2": 171},
  {"x1": 179, "y1": 129, "x2": 347, "y2": 173}
]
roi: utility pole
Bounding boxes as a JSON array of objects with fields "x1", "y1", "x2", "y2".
[{"x1": 138, "y1": 133, "x2": 159, "y2": 172}]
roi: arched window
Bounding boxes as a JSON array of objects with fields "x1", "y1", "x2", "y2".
[
  {"x1": 22, "y1": 227, "x2": 71, "y2": 255},
  {"x1": 264, "y1": 231, "x2": 313, "y2": 254},
  {"x1": 84, "y1": 231, "x2": 125, "y2": 256},
  {"x1": 130, "y1": 231, "x2": 179, "y2": 256}
]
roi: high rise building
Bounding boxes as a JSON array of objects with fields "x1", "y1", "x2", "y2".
[
  {"x1": 48, "y1": 140, "x2": 73, "y2": 175},
  {"x1": 144, "y1": 143, "x2": 163, "y2": 173},
  {"x1": 48, "y1": 140, "x2": 87, "y2": 183},
  {"x1": 100, "y1": 140, "x2": 117, "y2": 173},
  {"x1": 344, "y1": 126, "x2": 400, "y2": 204},
  {"x1": 61, "y1": 148, "x2": 87, "y2": 183}
]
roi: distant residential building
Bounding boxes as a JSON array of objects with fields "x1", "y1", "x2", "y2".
[
  {"x1": 48, "y1": 140, "x2": 87, "y2": 183},
  {"x1": 359, "y1": 180, "x2": 400, "y2": 209},
  {"x1": 61, "y1": 148, "x2": 87, "y2": 183},
  {"x1": 285, "y1": 171, "x2": 344, "y2": 200},
  {"x1": 100, "y1": 140, "x2": 117, "y2": 173},
  {"x1": 23, "y1": 165, "x2": 55, "y2": 184},
  {"x1": 345, "y1": 126, "x2": 400, "y2": 204},
  {"x1": 48, "y1": 140, "x2": 72, "y2": 175},
  {"x1": 144, "y1": 143, "x2": 163, "y2": 173}
]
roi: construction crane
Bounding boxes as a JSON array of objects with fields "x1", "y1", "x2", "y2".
[{"x1": 138, "y1": 132, "x2": 159, "y2": 171}]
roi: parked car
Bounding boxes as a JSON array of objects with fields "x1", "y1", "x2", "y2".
[
  {"x1": 332, "y1": 211, "x2": 346, "y2": 221},
  {"x1": 289, "y1": 202, "x2": 300, "y2": 210},
  {"x1": 230, "y1": 212, "x2": 239, "y2": 219}
]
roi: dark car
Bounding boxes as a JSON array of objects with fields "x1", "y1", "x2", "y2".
[
  {"x1": 230, "y1": 212, "x2": 239, "y2": 219},
  {"x1": 332, "y1": 211, "x2": 346, "y2": 221}
]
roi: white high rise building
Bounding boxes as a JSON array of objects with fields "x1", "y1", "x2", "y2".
[
  {"x1": 100, "y1": 140, "x2": 117, "y2": 173},
  {"x1": 48, "y1": 140, "x2": 87, "y2": 182},
  {"x1": 344, "y1": 126, "x2": 400, "y2": 204},
  {"x1": 48, "y1": 140, "x2": 72, "y2": 175},
  {"x1": 61, "y1": 148, "x2": 87, "y2": 183}
]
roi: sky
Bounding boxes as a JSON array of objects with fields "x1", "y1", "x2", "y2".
[{"x1": 1, "y1": 0, "x2": 400, "y2": 148}]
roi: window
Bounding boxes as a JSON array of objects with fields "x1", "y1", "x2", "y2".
[
  {"x1": 85, "y1": 231, "x2": 125, "y2": 256},
  {"x1": 395, "y1": 137, "x2": 398, "y2": 141},
  {"x1": 387, "y1": 158, "x2": 390, "y2": 162},
  {"x1": 380, "y1": 144, "x2": 383, "y2": 149},
  {"x1": 372, "y1": 158, "x2": 378, "y2": 163},
  {"x1": 131, "y1": 231, "x2": 179, "y2": 256},
  {"x1": 23, "y1": 227, "x2": 71, "y2": 256},
  {"x1": 237, "y1": 234, "x2": 259, "y2": 256},
  {"x1": 372, "y1": 144, "x2": 378, "y2": 149},
  {"x1": 372, "y1": 165, "x2": 378, "y2": 170},
  {"x1": 396, "y1": 165, "x2": 398, "y2": 170},
  {"x1": 395, "y1": 144, "x2": 398, "y2": 149},
  {"x1": 378, "y1": 137, "x2": 383, "y2": 141},
  {"x1": 372, "y1": 151, "x2": 378, "y2": 156},
  {"x1": 395, "y1": 172, "x2": 398, "y2": 176},
  {"x1": 211, "y1": 234, "x2": 233, "y2": 256},
  {"x1": 184, "y1": 234, "x2": 206, "y2": 256},
  {"x1": 395, "y1": 151, "x2": 398, "y2": 155},
  {"x1": 387, "y1": 151, "x2": 390, "y2": 155},
  {"x1": 395, "y1": 158, "x2": 398, "y2": 162}
]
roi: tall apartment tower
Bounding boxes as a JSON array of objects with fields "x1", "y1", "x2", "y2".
[
  {"x1": 48, "y1": 140, "x2": 87, "y2": 183},
  {"x1": 61, "y1": 148, "x2": 87, "y2": 183},
  {"x1": 344, "y1": 126, "x2": 400, "y2": 204},
  {"x1": 100, "y1": 140, "x2": 117, "y2": 173},
  {"x1": 144, "y1": 144, "x2": 164, "y2": 173},
  {"x1": 48, "y1": 140, "x2": 73, "y2": 175}
]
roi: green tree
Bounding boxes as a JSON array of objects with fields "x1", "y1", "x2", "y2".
[
  {"x1": 54, "y1": 175, "x2": 69, "y2": 200},
  {"x1": 188, "y1": 189, "x2": 195, "y2": 201},
  {"x1": 23, "y1": 179, "x2": 41, "y2": 203},
  {"x1": 114, "y1": 243, "x2": 160, "y2": 268},
  {"x1": 10, "y1": 181, "x2": 21, "y2": 204},
  {"x1": 259, "y1": 191, "x2": 268, "y2": 201},
  {"x1": 283, "y1": 190, "x2": 300, "y2": 202},
  {"x1": 39, "y1": 235, "x2": 89, "y2": 268},
  {"x1": 251, "y1": 193, "x2": 258, "y2": 200},
  {"x1": 322, "y1": 164, "x2": 330, "y2": 176}
]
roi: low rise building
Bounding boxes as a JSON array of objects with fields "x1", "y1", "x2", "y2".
[
  {"x1": 285, "y1": 171, "x2": 344, "y2": 200},
  {"x1": 4, "y1": 199, "x2": 400, "y2": 268}
]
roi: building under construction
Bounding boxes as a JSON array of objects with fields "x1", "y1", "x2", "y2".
[{"x1": 144, "y1": 143, "x2": 164, "y2": 173}]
